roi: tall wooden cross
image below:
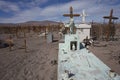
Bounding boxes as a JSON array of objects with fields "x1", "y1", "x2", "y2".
[
  {"x1": 63, "y1": 6, "x2": 80, "y2": 34},
  {"x1": 103, "y1": 9, "x2": 118, "y2": 24},
  {"x1": 63, "y1": 6, "x2": 80, "y2": 18},
  {"x1": 103, "y1": 9, "x2": 118, "y2": 41}
]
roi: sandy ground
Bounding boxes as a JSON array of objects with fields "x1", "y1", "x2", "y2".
[
  {"x1": 0, "y1": 32, "x2": 120, "y2": 80},
  {"x1": 90, "y1": 41, "x2": 120, "y2": 75},
  {"x1": 0, "y1": 32, "x2": 58, "y2": 80}
]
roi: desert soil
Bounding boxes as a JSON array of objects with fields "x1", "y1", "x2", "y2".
[
  {"x1": 90, "y1": 41, "x2": 120, "y2": 75},
  {"x1": 0, "y1": 32, "x2": 120, "y2": 80},
  {"x1": 0, "y1": 32, "x2": 58, "y2": 80}
]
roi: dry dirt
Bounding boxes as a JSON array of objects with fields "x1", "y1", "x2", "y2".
[
  {"x1": 0, "y1": 32, "x2": 58, "y2": 80},
  {"x1": 90, "y1": 41, "x2": 120, "y2": 75},
  {"x1": 0, "y1": 32, "x2": 120, "y2": 80}
]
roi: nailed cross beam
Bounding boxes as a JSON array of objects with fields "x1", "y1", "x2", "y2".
[
  {"x1": 103, "y1": 9, "x2": 118, "y2": 25},
  {"x1": 103, "y1": 9, "x2": 119, "y2": 41},
  {"x1": 63, "y1": 6, "x2": 80, "y2": 18}
]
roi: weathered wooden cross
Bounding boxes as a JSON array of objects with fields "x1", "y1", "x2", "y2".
[
  {"x1": 63, "y1": 6, "x2": 80, "y2": 34},
  {"x1": 103, "y1": 9, "x2": 118, "y2": 41},
  {"x1": 63, "y1": 6, "x2": 80, "y2": 18}
]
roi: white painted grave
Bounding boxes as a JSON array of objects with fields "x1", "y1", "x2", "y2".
[{"x1": 58, "y1": 7, "x2": 120, "y2": 80}]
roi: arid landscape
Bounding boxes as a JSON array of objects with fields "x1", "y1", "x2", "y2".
[
  {"x1": 0, "y1": 31, "x2": 59, "y2": 80},
  {"x1": 0, "y1": 0, "x2": 120, "y2": 80},
  {"x1": 0, "y1": 22, "x2": 120, "y2": 80}
]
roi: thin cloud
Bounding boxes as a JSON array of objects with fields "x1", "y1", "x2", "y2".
[
  {"x1": 0, "y1": 0, "x2": 20, "y2": 12},
  {"x1": 98, "y1": 0, "x2": 120, "y2": 5},
  {"x1": 18, "y1": 0, "x2": 49, "y2": 8},
  {"x1": 0, "y1": 7, "x2": 42, "y2": 23}
]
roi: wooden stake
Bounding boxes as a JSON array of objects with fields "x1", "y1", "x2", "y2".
[
  {"x1": 23, "y1": 29, "x2": 27, "y2": 52},
  {"x1": 9, "y1": 35, "x2": 12, "y2": 51},
  {"x1": 45, "y1": 26, "x2": 46, "y2": 39},
  {"x1": 16, "y1": 27, "x2": 19, "y2": 38},
  {"x1": 24, "y1": 38, "x2": 27, "y2": 52}
]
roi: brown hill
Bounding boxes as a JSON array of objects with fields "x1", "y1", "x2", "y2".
[{"x1": 0, "y1": 20, "x2": 61, "y2": 27}]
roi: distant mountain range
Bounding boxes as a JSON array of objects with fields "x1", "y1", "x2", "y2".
[
  {"x1": 0, "y1": 20, "x2": 61, "y2": 27},
  {"x1": 0, "y1": 20, "x2": 119, "y2": 27}
]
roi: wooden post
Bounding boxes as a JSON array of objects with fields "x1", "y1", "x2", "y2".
[
  {"x1": 24, "y1": 38, "x2": 27, "y2": 52},
  {"x1": 9, "y1": 35, "x2": 12, "y2": 51},
  {"x1": 39, "y1": 26, "x2": 41, "y2": 33},
  {"x1": 45, "y1": 26, "x2": 46, "y2": 39},
  {"x1": 16, "y1": 27, "x2": 19, "y2": 38},
  {"x1": 23, "y1": 28, "x2": 27, "y2": 52}
]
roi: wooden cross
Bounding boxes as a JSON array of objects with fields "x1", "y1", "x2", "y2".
[
  {"x1": 63, "y1": 6, "x2": 80, "y2": 18},
  {"x1": 103, "y1": 9, "x2": 118, "y2": 24},
  {"x1": 63, "y1": 6, "x2": 80, "y2": 34},
  {"x1": 103, "y1": 9, "x2": 118, "y2": 41}
]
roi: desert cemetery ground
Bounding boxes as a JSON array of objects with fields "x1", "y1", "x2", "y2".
[{"x1": 0, "y1": 24, "x2": 120, "y2": 80}]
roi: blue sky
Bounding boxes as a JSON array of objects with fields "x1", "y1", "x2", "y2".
[{"x1": 0, "y1": 0, "x2": 120, "y2": 23}]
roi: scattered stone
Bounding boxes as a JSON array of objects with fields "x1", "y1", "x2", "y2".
[{"x1": 51, "y1": 60, "x2": 57, "y2": 65}]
